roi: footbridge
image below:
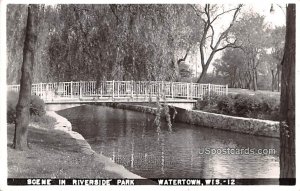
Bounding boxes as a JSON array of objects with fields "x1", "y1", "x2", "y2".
[{"x1": 8, "y1": 80, "x2": 228, "y2": 109}]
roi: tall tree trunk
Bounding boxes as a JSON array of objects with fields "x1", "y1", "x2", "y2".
[
  {"x1": 13, "y1": 5, "x2": 38, "y2": 150},
  {"x1": 196, "y1": 65, "x2": 208, "y2": 83},
  {"x1": 277, "y1": 65, "x2": 281, "y2": 91},
  {"x1": 271, "y1": 70, "x2": 275, "y2": 92},
  {"x1": 252, "y1": 68, "x2": 257, "y2": 91},
  {"x1": 279, "y1": 4, "x2": 295, "y2": 185}
]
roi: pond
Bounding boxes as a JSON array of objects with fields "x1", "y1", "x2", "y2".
[{"x1": 57, "y1": 105, "x2": 279, "y2": 179}]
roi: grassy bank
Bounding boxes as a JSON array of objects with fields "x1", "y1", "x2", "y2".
[{"x1": 7, "y1": 122, "x2": 121, "y2": 178}]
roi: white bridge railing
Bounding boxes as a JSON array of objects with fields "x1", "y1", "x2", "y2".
[{"x1": 7, "y1": 80, "x2": 228, "y2": 101}]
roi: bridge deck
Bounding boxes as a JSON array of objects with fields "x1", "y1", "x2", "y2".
[
  {"x1": 8, "y1": 80, "x2": 228, "y2": 104},
  {"x1": 45, "y1": 97, "x2": 197, "y2": 104}
]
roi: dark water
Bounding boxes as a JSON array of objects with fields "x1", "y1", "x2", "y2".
[{"x1": 57, "y1": 105, "x2": 279, "y2": 178}]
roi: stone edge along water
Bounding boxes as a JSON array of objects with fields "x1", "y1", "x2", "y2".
[{"x1": 107, "y1": 103, "x2": 279, "y2": 138}]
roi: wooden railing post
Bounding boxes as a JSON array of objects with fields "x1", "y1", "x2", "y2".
[
  {"x1": 70, "y1": 81, "x2": 73, "y2": 98},
  {"x1": 112, "y1": 80, "x2": 115, "y2": 100},
  {"x1": 208, "y1": 83, "x2": 211, "y2": 97},
  {"x1": 145, "y1": 82, "x2": 148, "y2": 101},
  {"x1": 131, "y1": 80, "x2": 134, "y2": 99},
  {"x1": 117, "y1": 81, "x2": 120, "y2": 97},
  {"x1": 157, "y1": 81, "x2": 160, "y2": 98},
  {"x1": 171, "y1": 82, "x2": 174, "y2": 98},
  {"x1": 190, "y1": 82, "x2": 193, "y2": 99},
  {"x1": 45, "y1": 83, "x2": 48, "y2": 100},
  {"x1": 38, "y1": 83, "x2": 41, "y2": 97},
  {"x1": 162, "y1": 81, "x2": 164, "y2": 99},
  {"x1": 186, "y1": 82, "x2": 189, "y2": 99},
  {"x1": 226, "y1": 84, "x2": 228, "y2": 95},
  {"x1": 79, "y1": 81, "x2": 82, "y2": 99}
]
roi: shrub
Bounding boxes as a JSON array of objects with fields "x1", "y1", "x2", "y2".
[
  {"x1": 217, "y1": 95, "x2": 235, "y2": 115},
  {"x1": 259, "y1": 96, "x2": 280, "y2": 113},
  {"x1": 258, "y1": 95, "x2": 280, "y2": 120},
  {"x1": 233, "y1": 94, "x2": 262, "y2": 117},
  {"x1": 7, "y1": 91, "x2": 19, "y2": 123},
  {"x1": 196, "y1": 91, "x2": 220, "y2": 110},
  {"x1": 7, "y1": 91, "x2": 46, "y2": 124},
  {"x1": 195, "y1": 91, "x2": 280, "y2": 121},
  {"x1": 30, "y1": 95, "x2": 46, "y2": 116}
]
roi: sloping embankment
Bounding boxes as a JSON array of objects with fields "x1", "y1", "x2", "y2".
[{"x1": 46, "y1": 111, "x2": 142, "y2": 178}]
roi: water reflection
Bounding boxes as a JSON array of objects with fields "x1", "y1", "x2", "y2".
[{"x1": 57, "y1": 105, "x2": 279, "y2": 178}]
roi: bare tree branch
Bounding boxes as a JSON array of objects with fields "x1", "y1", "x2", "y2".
[
  {"x1": 177, "y1": 46, "x2": 191, "y2": 65},
  {"x1": 209, "y1": 25, "x2": 215, "y2": 50},
  {"x1": 210, "y1": 6, "x2": 242, "y2": 24}
]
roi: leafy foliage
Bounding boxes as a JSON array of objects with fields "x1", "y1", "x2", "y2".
[
  {"x1": 7, "y1": 4, "x2": 203, "y2": 84},
  {"x1": 7, "y1": 91, "x2": 19, "y2": 123},
  {"x1": 30, "y1": 95, "x2": 46, "y2": 116},
  {"x1": 196, "y1": 91, "x2": 220, "y2": 110},
  {"x1": 233, "y1": 94, "x2": 262, "y2": 117},
  {"x1": 216, "y1": 94, "x2": 235, "y2": 114},
  {"x1": 7, "y1": 91, "x2": 46, "y2": 123},
  {"x1": 196, "y1": 93, "x2": 279, "y2": 121}
]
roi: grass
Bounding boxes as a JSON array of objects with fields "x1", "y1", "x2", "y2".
[
  {"x1": 7, "y1": 122, "x2": 121, "y2": 178},
  {"x1": 30, "y1": 115, "x2": 57, "y2": 129},
  {"x1": 228, "y1": 88, "x2": 280, "y2": 98}
]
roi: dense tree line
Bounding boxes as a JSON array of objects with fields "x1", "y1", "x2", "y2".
[{"x1": 7, "y1": 4, "x2": 203, "y2": 84}]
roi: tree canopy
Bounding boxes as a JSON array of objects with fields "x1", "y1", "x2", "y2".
[{"x1": 7, "y1": 4, "x2": 286, "y2": 91}]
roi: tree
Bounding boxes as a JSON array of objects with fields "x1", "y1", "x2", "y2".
[
  {"x1": 214, "y1": 48, "x2": 249, "y2": 88},
  {"x1": 191, "y1": 4, "x2": 243, "y2": 83},
  {"x1": 13, "y1": 5, "x2": 38, "y2": 150},
  {"x1": 6, "y1": 5, "x2": 27, "y2": 84},
  {"x1": 231, "y1": 13, "x2": 269, "y2": 91},
  {"x1": 279, "y1": 4, "x2": 295, "y2": 184},
  {"x1": 267, "y1": 26, "x2": 285, "y2": 91}
]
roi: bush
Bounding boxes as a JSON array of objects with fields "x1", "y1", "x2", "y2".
[
  {"x1": 217, "y1": 95, "x2": 235, "y2": 115},
  {"x1": 196, "y1": 91, "x2": 220, "y2": 110},
  {"x1": 7, "y1": 91, "x2": 46, "y2": 124},
  {"x1": 257, "y1": 95, "x2": 280, "y2": 120},
  {"x1": 233, "y1": 94, "x2": 262, "y2": 117},
  {"x1": 259, "y1": 96, "x2": 280, "y2": 113},
  {"x1": 7, "y1": 91, "x2": 19, "y2": 123},
  {"x1": 195, "y1": 92, "x2": 280, "y2": 121},
  {"x1": 30, "y1": 95, "x2": 46, "y2": 116}
]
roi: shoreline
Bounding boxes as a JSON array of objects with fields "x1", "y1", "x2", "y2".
[
  {"x1": 46, "y1": 110, "x2": 143, "y2": 179},
  {"x1": 103, "y1": 102, "x2": 279, "y2": 138}
]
